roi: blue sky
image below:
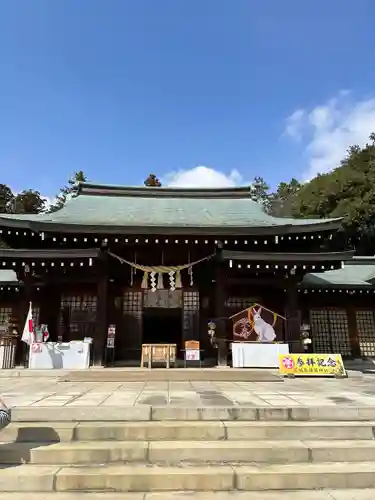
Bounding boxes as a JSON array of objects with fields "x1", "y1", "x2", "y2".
[{"x1": 0, "y1": 0, "x2": 374, "y2": 198}]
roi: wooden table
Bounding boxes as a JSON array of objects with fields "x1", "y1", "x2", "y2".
[{"x1": 141, "y1": 343, "x2": 177, "y2": 368}]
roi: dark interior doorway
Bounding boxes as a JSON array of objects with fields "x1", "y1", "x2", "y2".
[{"x1": 143, "y1": 308, "x2": 182, "y2": 353}]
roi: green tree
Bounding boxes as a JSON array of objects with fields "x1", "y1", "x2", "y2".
[
  {"x1": 49, "y1": 171, "x2": 87, "y2": 213},
  {"x1": 268, "y1": 178, "x2": 302, "y2": 216},
  {"x1": 12, "y1": 189, "x2": 46, "y2": 214},
  {"x1": 249, "y1": 176, "x2": 270, "y2": 208},
  {"x1": 144, "y1": 174, "x2": 162, "y2": 187},
  {"x1": 289, "y1": 134, "x2": 375, "y2": 253},
  {"x1": 0, "y1": 184, "x2": 14, "y2": 213}
]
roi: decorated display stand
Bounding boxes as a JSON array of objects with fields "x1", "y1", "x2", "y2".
[
  {"x1": 28, "y1": 341, "x2": 91, "y2": 370},
  {"x1": 230, "y1": 303, "x2": 289, "y2": 368},
  {"x1": 23, "y1": 302, "x2": 91, "y2": 370}
]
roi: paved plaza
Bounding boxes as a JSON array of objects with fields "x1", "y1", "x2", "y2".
[
  {"x1": 2, "y1": 370, "x2": 375, "y2": 499},
  {"x1": 2, "y1": 370, "x2": 375, "y2": 409}
]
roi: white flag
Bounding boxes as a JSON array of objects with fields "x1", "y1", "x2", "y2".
[{"x1": 21, "y1": 302, "x2": 34, "y2": 345}]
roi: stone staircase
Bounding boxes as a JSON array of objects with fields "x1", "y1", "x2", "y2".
[{"x1": 1, "y1": 406, "x2": 375, "y2": 499}]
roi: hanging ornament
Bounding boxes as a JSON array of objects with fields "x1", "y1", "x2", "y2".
[
  {"x1": 188, "y1": 266, "x2": 194, "y2": 286},
  {"x1": 175, "y1": 270, "x2": 182, "y2": 289},
  {"x1": 157, "y1": 272, "x2": 164, "y2": 289},
  {"x1": 150, "y1": 272, "x2": 157, "y2": 292},
  {"x1": 131, "y1": 251, "x2": 137, "y2": 287},
  {"x1": 141, "y1": 271, "x2": 149, "y2": 289},
  {"x1": 169, "y1": 270, "x2": 176, "y2": 291}
]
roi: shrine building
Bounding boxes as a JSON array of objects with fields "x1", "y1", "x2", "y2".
[{"x1": 0, "y1": 182, "x2": 373, "y2": 365}]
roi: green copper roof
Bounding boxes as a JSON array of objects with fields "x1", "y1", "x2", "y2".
[
  {"x1": 0, "y1": 183, "x2": 342, "y2": 234},
  {"x1": 303, "y1": 258, "x2": 375, "y2": 287}
]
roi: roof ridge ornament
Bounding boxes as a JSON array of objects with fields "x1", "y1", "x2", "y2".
[{"x1": 79, "y1": 183, "x2": 254, "y2": 199}]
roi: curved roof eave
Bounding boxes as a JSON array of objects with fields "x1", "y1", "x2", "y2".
[{"x1": 0, "y1": 216, "x2": 343, "y2": 235}]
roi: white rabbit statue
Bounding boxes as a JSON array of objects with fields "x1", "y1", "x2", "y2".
[{"x1": 252, "y1": 306, "x2": 276, "y2": 342}]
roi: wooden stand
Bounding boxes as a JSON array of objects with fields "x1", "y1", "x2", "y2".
[{"x1": 141, "y1": 343, "x2": 177, "y2": 368}]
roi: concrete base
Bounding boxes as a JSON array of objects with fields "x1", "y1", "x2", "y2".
[
  {"x1": 59, "y1": 368, "x2": 282, "y2": 383},
  {"x1": 0, "y1": 492, "x2": 373, "y2": 500}
]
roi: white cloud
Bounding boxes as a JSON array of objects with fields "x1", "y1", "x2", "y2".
[
  {"x1": 42, "y1": 196, "x2": 55, "y2": 210},
  {"x1": 165, "y1": 165, "x2": 243, "y2": 187},
  {"x1": 284, "y1": 91, "x2": 375, "y2": 180},
  {"x1": 284, "y1": 109, "x2": 305, "y2": 140}
]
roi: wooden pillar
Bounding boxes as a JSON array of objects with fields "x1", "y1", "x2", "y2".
[
  {"x1": 285, "y1": 278, "x2": 301, "y2": 353},
  {"x1": 93, "y1": 250, "x2": 108, "y2": 366},
  {"x1": 214, "y1": 248, "x2": 228, "y2": 367},
  {"x1": 15, "y1": 265, "x2": 33, "y2": 366},
  {"x1": 347, "y1": 306, "x2": 361, "y2": 358}
]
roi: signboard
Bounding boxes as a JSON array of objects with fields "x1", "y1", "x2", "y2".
[
  {"x1": 185, "y1": 349, "x2": 200, "y2": 361},
  {"x1": 185, "y1": 340, "x2": 199, "y2": 350},
  {"x1": 279, "y1": 354, "x2": 346, "y2": 377},
  {"x1": 230, "y1": 303, "x2": 286, "y2": 343},
  {"x1": 185, "y1": 340, "x2": 200, "y2": 361},
  {"x1": 106, "y1": 325, "x2": 116, "y2": 349}
]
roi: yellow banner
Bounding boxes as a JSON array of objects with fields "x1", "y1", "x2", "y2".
[{"x1": 279, "y1": 354, "x2": 346, "y2": 377}]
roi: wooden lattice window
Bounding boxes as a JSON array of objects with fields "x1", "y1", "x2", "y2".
[
  {"x1": 310, "y1": 308, "x2": 351, "y2": 356},
  {"x1": 123, "y1": 290, "x2": 142, "y2": 332},
  {"x1": 123, "y1": 291, "x2": 142, "y2": 313},
  {"x1": 183, "y1": 291, "x2": 200, "y2": 340},
  {"x1": 356, "y1": 310, "x2": 375, "y2": 357},
  {"x1": 60, "y1": 295, "x2": 97, "y2": 338},
  {"x1": 329, "y1": 310, "x2": 351, "y2": 355},
  {"x1": 0, "y1": 307, "x2": 12, "y2": 326},
  {"x1": 122, "y1": 291, "x2": 142, "y2": 356},
  {"x1": 184, "y1": 291, "x2": 199, "y2": 311},
  {"x1": 226, "y1": 297, "x2": 255, "y2": 309}
]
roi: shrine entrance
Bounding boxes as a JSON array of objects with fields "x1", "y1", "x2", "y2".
[
  {"x1": 142, "y1": 308, "x2": 182, "y2": 350},
  {"x1": 142, "y1": 290, "x2": 184, "y2": 355}
]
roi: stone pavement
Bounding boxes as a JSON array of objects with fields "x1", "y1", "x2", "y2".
[
  {"x1": 2, "y1": 371, "x2": 375, "y2": 498},
  {"x1": 0, "y1": 491, "x2": 374, "y2": 499},
  {"x1": 2, "y1": 370, "x2": 375, "y2": 408}
]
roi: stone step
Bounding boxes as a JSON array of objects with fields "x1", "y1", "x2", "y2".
[
  {"x1": 3, "y1": 420, "x2": 375, "y2": 443},
  {"x1": 0, "y1": 491, "x2": 374, "y2": 500},
  {"x1": 11, "y1": 405, "x2": 375, "y2": 422},
  {"x1": 2, "y1": 439, "x2": 375, "y2": 465},
  {"x1": 2, "y1": 462, "x2": 375, "y2": 491}
]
